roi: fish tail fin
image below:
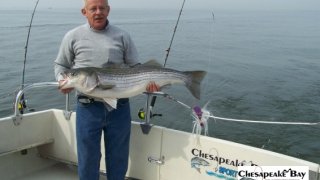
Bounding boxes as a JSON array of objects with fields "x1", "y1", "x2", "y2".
[{"x1": 185, "y1": 71, "x2": 207, "y2": 99}]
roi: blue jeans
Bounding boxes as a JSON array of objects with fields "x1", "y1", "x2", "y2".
[{"x1": 76, "y1": 98, "x2": 131, "y2": 180}]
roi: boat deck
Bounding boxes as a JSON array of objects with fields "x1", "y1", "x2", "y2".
[
  {"x1": 3, "y1": 150, "x2": 138, "y2": 180},
  {"x1": 1, "y1": 109, "x2": 319, "y2": 180},
  {"x1": 18, "y1": 162, "x2": 138, "y2": 180},
  {"x1": 16, "y1": 163, "x2": 79, "y2": 180},
  {"x1": 0, "y1": 147, "x2": 108, "y2": 180}
]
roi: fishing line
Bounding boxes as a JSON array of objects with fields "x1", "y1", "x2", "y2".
[
  {"x1": 201, "y1": 10, "x2": 215, "y2": 101},
  {"x1": 196, "y1": 10, "x2": 216, "y2": 135},
  {"x1": 19, "y1": 0, "x2": 40, "y2": 114},
  {"x1": 189, "y1": 10, "x2": 216, "y2": 135}
]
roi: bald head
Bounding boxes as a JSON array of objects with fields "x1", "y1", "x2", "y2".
[
  {"x1": 81, "y1": 0, "x2": 110, "y2": 30},
  {"x1": 83, "y1": 0, "x2": 108, "y2": 7}
]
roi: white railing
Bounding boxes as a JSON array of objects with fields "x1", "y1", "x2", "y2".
[{"x1": 12, "y1": 82, "x2": 72, "y2": 125}]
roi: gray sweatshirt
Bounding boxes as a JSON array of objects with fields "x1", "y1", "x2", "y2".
[{"x1": 54, "y1": 22, "x2": 139, "y2": 81}]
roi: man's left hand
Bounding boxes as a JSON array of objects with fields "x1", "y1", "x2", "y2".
[{"x1": 146, "y1": 81, "x2": 160, "y2": 92}]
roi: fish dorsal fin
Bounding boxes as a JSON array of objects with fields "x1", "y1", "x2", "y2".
[
  {"x1": 141, "y1": 59, "x2": 163, "y2": 68},
  {"x1": 101, "y1": 62, "x2": 130, "y2": 71},
  {"x1": 102, "y1": 61, "x2": 129, "y2": 68},
  {"x1": 103, "y1": 98, "x2": 118, "y2": 109}
]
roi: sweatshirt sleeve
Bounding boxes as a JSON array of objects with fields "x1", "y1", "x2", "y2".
[
  {"x1": 123, "y1": 32, "x2": 139, "y2": 66},
  {"x1": 54, "y1": 32, "x2": 75, "y2": 81}
]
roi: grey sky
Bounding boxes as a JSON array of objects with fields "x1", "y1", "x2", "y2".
[{"x1": 2, "y1": 0, "x2": 320, "y2": 11}]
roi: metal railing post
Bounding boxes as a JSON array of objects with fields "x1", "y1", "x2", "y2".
[
  {"x1": 140, "y1": 93, "x2": 154, "y2": 134},
  {"x1": 63, "y1": 93, "x2": 72, "y2": 120}
]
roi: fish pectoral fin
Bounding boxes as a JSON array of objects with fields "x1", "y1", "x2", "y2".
[
  {"x1": 83, "y1": 74, "x2": 98, "y2": 93},
  {"x1": 98, "y1": 84, "x2": 115, "y2": 90},
  {"x1": 83, "y1": 86, "x2": 96, "y2": 93},
  {"x1": 103, "y1": 98, "x2": 118, "y2": 109}
]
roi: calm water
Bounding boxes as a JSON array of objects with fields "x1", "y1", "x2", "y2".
[{"x1": 0, "y1": 8, "x2": 319, "y2": 163}]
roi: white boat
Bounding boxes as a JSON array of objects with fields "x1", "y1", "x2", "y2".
[{"x1": 0, "y1": 82, "x2": 319, "y2": 180}]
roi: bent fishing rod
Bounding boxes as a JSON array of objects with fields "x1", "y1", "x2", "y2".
[
  {"x1": 19, "y1": 0, "x2": 40, "y2": 114},
  {"x1": 146, "y1": 0, "x2": 187, "y2": 118}
]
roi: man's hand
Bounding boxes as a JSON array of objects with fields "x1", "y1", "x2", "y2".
[
  {"x1": 58, "y1": 80, "x2": 74, "y2": 94},
  {"x1": 146, "y1": 81, "x2": 160, "y2": 92}
]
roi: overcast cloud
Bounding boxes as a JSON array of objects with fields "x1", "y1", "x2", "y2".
[{"x1": 2, "y1": 0, "x2": 320, "y2": 11}]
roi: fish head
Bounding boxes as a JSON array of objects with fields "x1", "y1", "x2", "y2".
[{"x1": 59, "y1": 68, "x2": 98, "y2": 93}]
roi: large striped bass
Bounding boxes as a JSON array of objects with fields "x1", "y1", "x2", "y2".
[{"x1": 59, "y1": 60, "x2": 206, "y2": 109}]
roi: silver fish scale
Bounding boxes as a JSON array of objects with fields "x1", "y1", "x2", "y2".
[{"x1": 96, "y1": 68, "x2": 190, "y2": 89}]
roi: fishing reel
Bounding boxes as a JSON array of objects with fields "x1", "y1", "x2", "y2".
[
  {"x1": 18, "y1": 99, "x2": 27, "y2": 114},
  {"x1": 16, "y1": 94, "x2": 35, "y2": 114},
  {"x1": 138, "y1": 108, "x2": 162, "y2": 120}
]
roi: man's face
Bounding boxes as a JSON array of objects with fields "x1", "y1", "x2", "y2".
[{"x1": 82, "y1": 0, "x2": 110, "y2": 30}]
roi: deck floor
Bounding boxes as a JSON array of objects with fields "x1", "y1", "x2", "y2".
[
  {"x1": 16, "y1": 163, "x2": 107, "y2": 180},
  {"x1": 17, "y1": 163, "x2": 78, "y2": 180},
  {"x1": 16, "y1": 162, "x2": 139, "y2": 180}
]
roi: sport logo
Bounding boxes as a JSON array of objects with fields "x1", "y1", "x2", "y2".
[
  {"x1": 191, "y1": 157, "x2": 210, "y2": 173},
  {"x1": 190, "y1": 148, "x2": 257, "y2": 179},
  {"x1": 237, "y1": 166, "x2": 309, "y2": 180}
]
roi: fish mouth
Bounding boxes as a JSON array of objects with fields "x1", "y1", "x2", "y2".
[
  {"x1": 58, "y1": 73, "x2": 68, "y2": 89},
  {"x1": 58, "y1": 79, "x2": 68, "y2": 89}
]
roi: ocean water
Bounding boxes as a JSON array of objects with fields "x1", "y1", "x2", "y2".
[{"x1": 0, "y1": 8, "x2": 319, "y2": 163}]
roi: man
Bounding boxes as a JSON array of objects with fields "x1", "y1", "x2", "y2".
[{"x1": 54, "y1": 0, "x2": 158, "y2": 179}]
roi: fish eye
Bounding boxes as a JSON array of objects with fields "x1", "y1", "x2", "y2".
[{"x1": 70, "y1": 71, "x2": 77, "y2": 76}]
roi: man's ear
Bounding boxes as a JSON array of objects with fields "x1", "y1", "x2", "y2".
[
  {"x1": 106, "y1": 5, "x2": 110, "y2": 15},
  {"x1": 81, "y1": 8, "x2": 86, "y2": 16}
]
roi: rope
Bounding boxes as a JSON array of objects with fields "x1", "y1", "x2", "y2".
[
  {"x1": 148, "y1": 92, "x2": 320, "y2": 127},
  {"x1": 210, "y1": 115, "x2": 319, "y2": 126},
  {"x1": 158, "y1": 93, "x2": 320, "y2": 126}
]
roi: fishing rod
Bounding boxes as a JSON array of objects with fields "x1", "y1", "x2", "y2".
[
  {"x1": 19, "y1": 0, "x2": 40, "y2": 114},
  {"x1": 143, "y1": 0, "x2": 187, "y2": 120},
  {"x1": 163, "y1": 0, "x2": 186, "y2": 67}
]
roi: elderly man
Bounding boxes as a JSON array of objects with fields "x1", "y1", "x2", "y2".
[{"x1": 54, "y1": 0, "x2": 158, "y2": 179}]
